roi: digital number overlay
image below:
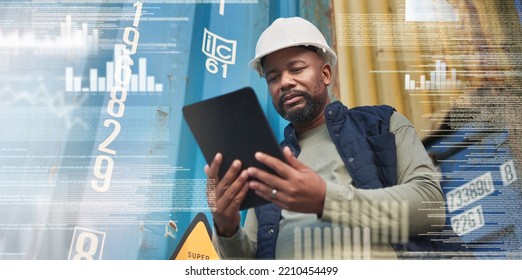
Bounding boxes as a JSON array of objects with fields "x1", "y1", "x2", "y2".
[
  {"x1": 446, "y1": 172, "x2": 495, "y2": 213},
  {"x1": 91, "y1": 2, "x2": 142, "y2": 193}
]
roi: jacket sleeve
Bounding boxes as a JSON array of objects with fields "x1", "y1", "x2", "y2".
[
  {"x1": 321, "y1": 112, "x2": 446, "y2": 238},
  {"x1": 212, "y1": 208, "x2": 258, "y2": 259}
]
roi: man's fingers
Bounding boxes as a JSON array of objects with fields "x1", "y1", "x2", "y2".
[
  {"x1": 246, "y1": 165, "x2": 285, "y2": 190},
  {"x1": 254, "y1": 151, "x2": 292, "y2": 178},
  {"x1": 220, "y1": 181, "x2": 250, "y2": 214},
  {"x1": 207, "y1": 153, "x2": 223, "y2": 180},
  {"x1": 282, "y1": 146, "x2": 306, "y2": 170},
  {"x1": 248, "y1": 179, "x2": 272, "y2": 200},
  {"x1": 215, "y1": 159, "x2": 242, "y2": 198},
  {"x1": 205, "y1": 155, "x2": 249, "y2": 237},
  {"x1": 248, "y1": 180, "x2": 288, "y2": 209},
  {"x1": 219, "y1": 170, "x2": 247, "y2": 203},
  {"x1": 206, "y1": 177, "x2": 217, "y2": 210},
  {"x1": 216, "y1": 170, "x2": 249, "y2": 212},
  {"x1": 205, "y1": 155, "x2": 221, "y2": 210}
]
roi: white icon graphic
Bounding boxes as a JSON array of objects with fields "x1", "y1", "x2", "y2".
[{"x1": 202, "y1": 28, "x2": 237, "y2": 79}]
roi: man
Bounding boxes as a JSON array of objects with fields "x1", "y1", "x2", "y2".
[{"x1": 205, "y1": 17, "x2": 447, "y2": 259}]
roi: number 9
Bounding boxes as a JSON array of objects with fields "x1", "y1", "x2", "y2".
[
  {"x1": 91, "y1": 155, "x2": 114, "y2": 192},
  {"x1": 476, "y1": 180, "x2": 485, "y2": 195},
  {"x1": 123, "y1": 27, "x2": 140, "y2": 55}
]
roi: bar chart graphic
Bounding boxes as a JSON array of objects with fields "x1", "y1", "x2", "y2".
[
  {"x1": 65, "y1": 45, "x2": 163, "y2": 94},
  {"x1": 405, "y1": 60, "x2": 465, "y2": 91},
  {"x1": 0, "y1": 15, "x2": 98, "y2": 56}
]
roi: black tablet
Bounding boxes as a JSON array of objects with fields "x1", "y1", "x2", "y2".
[{"x1": 182, "y1": 87, "x2": 286, "y2": 209}]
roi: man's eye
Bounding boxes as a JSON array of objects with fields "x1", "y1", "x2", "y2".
[
  {"x1": 290, "y1": 67, "x2": 305, "y2": 73},
  {"x1": 267, "y1": 75, "x2": 279, "y2": 83}
]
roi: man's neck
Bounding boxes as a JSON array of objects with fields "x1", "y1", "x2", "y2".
[{"x1": 293, "y1": 113, "x2": 326, "y2": 135}]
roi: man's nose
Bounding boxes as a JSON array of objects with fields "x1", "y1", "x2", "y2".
[{"x1": 280, "y1": 71, "x2": 296, "y2": 92}]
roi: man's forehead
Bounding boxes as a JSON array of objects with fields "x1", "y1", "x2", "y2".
[{"x1": 262, "y1": 47, "x2": 321, "y2": 73}]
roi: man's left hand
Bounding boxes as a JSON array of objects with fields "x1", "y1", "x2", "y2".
[{"x1": 247, "y1": 146, "x2": 326, "y2": 215}]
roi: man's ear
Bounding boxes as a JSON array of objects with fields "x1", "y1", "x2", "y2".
[{"x1": 322, "y1": 64, "x2": 332, "y2": 86}]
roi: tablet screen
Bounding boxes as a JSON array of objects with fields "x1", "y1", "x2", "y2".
[{"x1": 183, "y1": 87, "x2": 286, "y2": 209}]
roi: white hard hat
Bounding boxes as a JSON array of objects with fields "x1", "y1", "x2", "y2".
[{"x1": 249, "y1": 17, "x2": 337, "y2": 75}]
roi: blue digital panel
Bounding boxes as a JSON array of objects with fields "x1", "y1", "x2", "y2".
[{"x1": 426, "y1": 127, "x2": 522, "y2": 258}]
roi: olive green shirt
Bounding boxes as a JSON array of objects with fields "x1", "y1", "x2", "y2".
[{"x1": 213, "y1": 111, "x2": 445, "y2": 259}]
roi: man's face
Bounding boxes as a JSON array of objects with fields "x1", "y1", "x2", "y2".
[{"x1": 262, "y1": 47, "x2": 332, "y2": 124}]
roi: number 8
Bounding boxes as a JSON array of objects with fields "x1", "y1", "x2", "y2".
[
  {"x1": 107, "y1": 85, "x2": 127, "y2": 118},
  {"x1": 504, "y1": 164, "x2": 514, "y2": 182},
  {"x1": 73, "y1": 232, "x2": 99, "y2": 260}
]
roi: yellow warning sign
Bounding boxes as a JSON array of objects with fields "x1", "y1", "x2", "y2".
[{"x1": 170, "y1": 212, "x2": 219, "y2": 260}]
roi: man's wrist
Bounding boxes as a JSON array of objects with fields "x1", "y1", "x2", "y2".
[{"x1": 215, "y1": 223, "x2": 239, "y2": 238}]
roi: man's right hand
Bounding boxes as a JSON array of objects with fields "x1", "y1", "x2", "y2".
[{"x1": 205, "y1": 153, "x2": 250, "y2": 237}]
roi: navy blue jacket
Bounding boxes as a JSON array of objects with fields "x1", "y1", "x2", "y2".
[{"x1": 254, "y1": 102, "x2": 397, "y2": 259}]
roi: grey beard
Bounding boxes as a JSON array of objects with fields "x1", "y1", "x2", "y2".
[{"x1": 276, "y1": 90, "x2": 325, "y2": 123}]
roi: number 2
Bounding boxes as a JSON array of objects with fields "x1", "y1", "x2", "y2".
[{"x1": 98, "y1": 119, "x2": 121, "y2": 155}]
